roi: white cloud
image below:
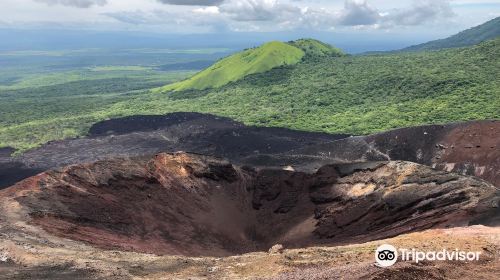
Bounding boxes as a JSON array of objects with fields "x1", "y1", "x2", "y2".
[
  {"x1": 1, "y1": 0, "x2": 496, "y2": 34},
  {"x1": 193, "y1": 6, "x2": 220, "y2": 14},
  {"x1": 219, "y1": 0, "x2": 300, "y2": 22},
  {"x1": 157, "y1": 0, "x2": 225, "y2": 5},
  {"x1": 34, "y1": 0, "x2": 107, "y2": 8}
]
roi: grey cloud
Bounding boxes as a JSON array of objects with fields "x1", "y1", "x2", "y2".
[
  {"x1": 384, "y1": 0, "x2": 455, "y2": 26},
  {"x1": 34, "y1": 0, "x2": 107, "y2": 8},
  {"x1": 104, "y1": 0, "x2": 457, "y2": 32},
  {"x1": 336, "y1": 0, "x2": 455, "y2": 28},
  {"x1": 338, "y1": 0, "x2": 380, "y2": 26},
  {"x1": 219, "y1": 0, "x2": 300, "y2": 22},
  {"x1": 157, "y1": 0, "x2": 225, "y2": 6},
  {"x1": 221, "y1": 0, "x2": 377, "y2": 27}
]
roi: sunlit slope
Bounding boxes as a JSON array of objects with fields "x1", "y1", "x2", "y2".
[
  {"x1": 289, "y1": 39, "x2": 345, "y2": 57},
  {"x1": 160, "y1": 41, "x2": 305, "y2": 91}
]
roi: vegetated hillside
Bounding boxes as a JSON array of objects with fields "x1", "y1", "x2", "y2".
[
  {"x1": 289, "y1": 38, "x2": 345, "y2": 57},
  {"x1": 159, "y1": 39, "x2": 344, "y2": 92},
  {"x1": 1, "y1": 39, "x2": 499, "y2": 151},
  {"x1": 402, "y1": 16, "x2": 500, "y2": 51},
  {"x1": 154, "y1": 38, "x2": 499, "y2": 134},
  {"x1": 160, "y1": 41, "x2": 305, "y2": 91}
]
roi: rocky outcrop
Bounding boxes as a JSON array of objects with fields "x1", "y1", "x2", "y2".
[{"x1": 2, "y1": 153, "x2": 497, "y2": 257}]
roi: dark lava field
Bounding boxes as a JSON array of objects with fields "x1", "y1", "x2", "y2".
[{"x1": 1, "y1": 113, "x2": 498, "y2": 188}]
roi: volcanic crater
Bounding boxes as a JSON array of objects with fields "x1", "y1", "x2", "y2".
[{"x1": 3, "y1": 152, "x2": 498, "y2": 258}]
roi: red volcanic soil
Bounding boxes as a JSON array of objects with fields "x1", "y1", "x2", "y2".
[
  {"x1": 2, "y1": 153, "x2": 498, "y2": 257},
  {"x1": 367, "y1": 120, "x2": 500, "y2": 186},
  {"x1": 294, "y1": 120, "x2": 499, "y2": 186},
  {"x1": 435, "y1": 121, "x2": 499, "y2": 185}
]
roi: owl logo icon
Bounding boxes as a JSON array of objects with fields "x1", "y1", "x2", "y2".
[{"x1": 375, "y1": 244, "x2": 398, "y2": 267}]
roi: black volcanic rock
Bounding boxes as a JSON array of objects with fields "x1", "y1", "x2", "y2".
[
  {"x1": 0, "y1": 113, "x2": 348, "y2": 189},
  {"x1": 0, "y1": 162, "x2": 43, "y2": 190},
  {"x1": 0, "y1": 147, "x2": 15, "y2": 157},
  {"x1": 1, "y1": 113, "x2": 498, "y2": 189},
  {"x1": 88, "y1": 113, "x2": 241, "y2": 136}
]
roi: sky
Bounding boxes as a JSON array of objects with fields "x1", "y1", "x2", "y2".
[
  {"x1": 0, "y1": 0, "x2": 499, "y2": 52},
  {"x1": 1, "y1": 0, "x2": 499, "y2": 33}
]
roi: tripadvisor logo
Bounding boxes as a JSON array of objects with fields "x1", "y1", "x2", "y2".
[
  {"x1": 375, "y1": 244, "x2": 398, "y2": 267},
  {"x1": 375, "y1": 244, "x2": 482, "y2": 267}
]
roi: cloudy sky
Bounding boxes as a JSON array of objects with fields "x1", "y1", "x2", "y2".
[{"x1": 1, "y1": 0, "x2": 499, "y2": 35}]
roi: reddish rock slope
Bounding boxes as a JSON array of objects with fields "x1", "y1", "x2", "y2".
[{"x1": 2, "y1": 153, "x2": 497, "y2": 257}]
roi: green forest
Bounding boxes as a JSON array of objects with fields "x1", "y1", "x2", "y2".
[{"x1": 1, "y1": 38, "x2": 499, "y2": 152}]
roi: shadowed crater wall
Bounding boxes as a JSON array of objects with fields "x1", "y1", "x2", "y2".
[{"x1": 2, "y1": 153, "x2": 498, "y2": 257}]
